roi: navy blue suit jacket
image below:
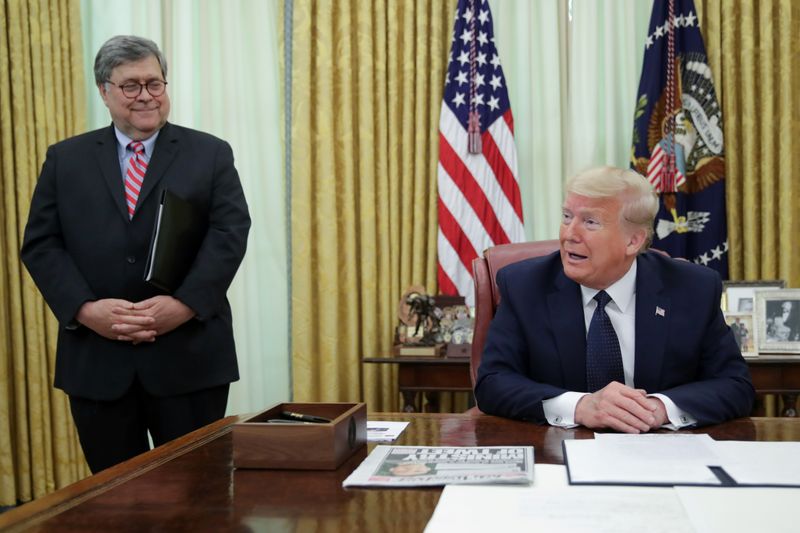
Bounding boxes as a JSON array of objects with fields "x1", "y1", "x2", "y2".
[{"x1": 474, "y1": 251, "x2": 754, "y2": 427}]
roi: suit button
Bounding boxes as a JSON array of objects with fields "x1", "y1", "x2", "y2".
[{"x1": 126, "y1": 256, "x2": 136, "y2": 264}]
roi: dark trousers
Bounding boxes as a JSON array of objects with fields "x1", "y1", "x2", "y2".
[{"x1": 69, "y1": 379, "x2": 229, "y2": 473}]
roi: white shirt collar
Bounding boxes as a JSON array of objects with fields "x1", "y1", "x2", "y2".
[
  {"x1": 113, "y1": 126, "x2": 159, "y2": 157},
  {"x1": 580, "y1": 259, "x2": 637, "y2": 313}
]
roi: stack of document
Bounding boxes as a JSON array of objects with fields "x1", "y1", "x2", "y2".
[
  {"x1": 426, "y1": 464, "x2": 800, "y2": 533},
  {"x1": 563, "y1": 434, "x2": 800, "y2": 487}
]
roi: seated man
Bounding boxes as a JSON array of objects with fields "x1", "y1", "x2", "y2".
[{"x1": 475, "y1": 166, "x2": 754, "y2": 432}]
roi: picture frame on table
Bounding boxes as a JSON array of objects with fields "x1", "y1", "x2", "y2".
[
  {"x1": 722, "y1": 280, "x2": 785, "y2": 313},
  {"x1": 755, "y1": 289, "x2": 800, "y2": 354},
  {"x1": 723, "y1": 311, "x2": 758, "y2": 359}
]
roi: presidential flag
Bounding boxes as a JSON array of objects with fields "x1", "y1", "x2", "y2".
[
  {"x1": 631, "y1": 0, "x2": 728, "y2": 276},
  {"x1": 438, "y1": 0, "x2": 525, "y2": 305}
]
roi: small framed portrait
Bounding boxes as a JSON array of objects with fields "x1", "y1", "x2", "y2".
[
  {"x1": 723, "y1": 312, "x2": 757, "y2": 358},
  {"x1": 755, "y1": 289, "x2": 800, "y2": 354},
  {"x1": 723, "y1": 280, "x2": 785, "y2": 313}
]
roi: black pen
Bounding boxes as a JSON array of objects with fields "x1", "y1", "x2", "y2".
[
  {"x1": 266, "y1": 419, "x2": 314, "y2": 424},
  {"x1": 281, "y1": 411, "x2": 332, "y2": 423}
]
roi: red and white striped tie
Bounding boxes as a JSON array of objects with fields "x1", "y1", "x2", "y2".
[{"x1": 125, "y1": 141, "x2": 147, "y2": 218}]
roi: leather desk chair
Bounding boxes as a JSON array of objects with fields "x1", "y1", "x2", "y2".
[{"x1": 469, "y1": 240, "x2": 561, "y2": 389}]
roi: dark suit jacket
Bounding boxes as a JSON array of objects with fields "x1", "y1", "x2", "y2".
[
  {"x1": 21, "y1": 123, "x2": 251, "y2": 400},
  {"x1": 475, "y1": 251, "x2": 754, "y2": 427}
]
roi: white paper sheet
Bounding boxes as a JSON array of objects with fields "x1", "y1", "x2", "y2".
[
  {"x1": 676, "y1": 486, "x2": 800, "y2": 533},
  {"x1": 425, "y1": 465, "x2": 694, "y2": 533},
  {"x1": 565, "y1": 434, "x2": 721, "y2": 485},
  {"x1": 711, "y1": 441, "x2": 800, "y2": 486},
  {"x1": 367, "y1": 421, "x2": 409, "y2": 442}
]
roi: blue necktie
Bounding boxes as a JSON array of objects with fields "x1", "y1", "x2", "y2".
[{"x1": 586, "y1": 290, "x2": 624, "y2": 392}]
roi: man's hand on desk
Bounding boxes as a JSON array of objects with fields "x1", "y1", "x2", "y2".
[{"x1": 574, "y1": 382, "x2": 668, "y2": 433}]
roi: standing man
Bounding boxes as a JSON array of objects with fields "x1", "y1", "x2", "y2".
[
  {"x1": 475, "y1": 166, "x2": 753, "y2": 431},
  {"x1": 21, "y1": 35, "x2": 251, "y2": 472}
]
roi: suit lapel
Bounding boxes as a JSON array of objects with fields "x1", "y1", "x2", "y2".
[
  {"x1": 547, "y1": 269, "x2": 587, "y2": 392},
  {"x1": 633, "y1": 254, "x2": 670, "y2": 391},
  {"x1": 94, "y1": 125, "x2": 129, "y2": 220},
  {"x1": 136, "y1": 122, "x2": 179, "y2": 214}
]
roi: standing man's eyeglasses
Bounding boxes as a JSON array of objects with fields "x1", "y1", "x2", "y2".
[{"x1": 105, "y1": 80, "x2": 168, "y2": 98}]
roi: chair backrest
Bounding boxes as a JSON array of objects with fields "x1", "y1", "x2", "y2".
[{"x1": 470, "y1": 240, "x2": 560, "y2": 388}]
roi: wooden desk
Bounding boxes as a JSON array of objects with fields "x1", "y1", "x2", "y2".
[
  {"x1": 366, "y1": 356, "x2": 800, "y2": 416},
  {"x1": 2, "y1": 414, "x2": 799, "y2": 533}
]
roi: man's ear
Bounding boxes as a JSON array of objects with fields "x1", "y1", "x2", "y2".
[
  {"x1": 98, "y1": 83, "x2": 110, "y2": 106},
  {"x1": 625, "y1": 227, "x2": 647, "y2": 256}
]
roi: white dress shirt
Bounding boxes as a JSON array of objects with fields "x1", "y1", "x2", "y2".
[{"x1": 542, "y1": 261, "x2": 696, "y2": 430}]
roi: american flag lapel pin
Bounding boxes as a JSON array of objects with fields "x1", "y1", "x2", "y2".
[{"x1": 655, "y1": 306, "x2": 665, "y2": 317}]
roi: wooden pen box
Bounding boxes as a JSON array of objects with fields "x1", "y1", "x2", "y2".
[{"x1": 232, "y1": 402, "x2": 367, "y2": 470}]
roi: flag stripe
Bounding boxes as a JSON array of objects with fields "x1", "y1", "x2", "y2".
[
  {"x1": 437, "y1": 227, "x2": 474, "y2": 299},
  {"x1": 439, "y1": 132, "x2": 509, "y2": 246},
  {"x1": 437, "y1": 263, "x2": 459, "y2": 297},
  {"x1": 437, "y1": 195, "x2": 481, "y2": 272},
  {"x1": 438, "y1": 163, "x2": 496, "y2": 259},
  {"x1": 482, "y1": 118, "x2": 523, "y2": 221},
  {"x1": 503, "y1": 109, "x2": 514, "y2": 134}
]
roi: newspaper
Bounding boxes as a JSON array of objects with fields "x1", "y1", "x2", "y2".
[{"x1": 342, "y1": 446, "x2": 535, "y2": 487}]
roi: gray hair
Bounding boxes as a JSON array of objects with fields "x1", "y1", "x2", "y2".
[
  {"x1": 94, "y1": 35, "x2": 167, "y2": 85},
  {"x1": 566, "y1": 166, "x2": 659, "y2": 249}
]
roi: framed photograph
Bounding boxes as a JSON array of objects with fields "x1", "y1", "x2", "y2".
[
  {"x1": 723, "y1": 280, "x2": 785, "y2": 313},
  {"x1": 723, "y1": 312, "x2": 757, "y2": 358},
  {"x1": 755, "y1": 289, "x2": 800, "y2": 354}
]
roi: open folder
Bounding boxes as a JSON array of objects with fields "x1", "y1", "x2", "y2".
[
  {"x1": 563, "y1": 434, "x2": 800, "y2": 487},
  {"x1": 143, "y1": 189, "x2": 206, "y2": 292}
]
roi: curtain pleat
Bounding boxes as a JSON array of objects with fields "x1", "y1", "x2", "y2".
[
  {"x1": 697, "y1": 0, "x2": 800, "y2": 286},
  {"x1": 290, "y1": 0, "x2": 459, "y2": 411},
  {"x1": 1, "y1": 0, "x2": 90, "y2": 506}
]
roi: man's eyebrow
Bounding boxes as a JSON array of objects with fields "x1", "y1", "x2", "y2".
[
  {"x1": 571, "y1": 207, "x2": 606, "y2": 217},
  {"x1": 118, "y1": 77, "x2": 162, "y2": 83}
]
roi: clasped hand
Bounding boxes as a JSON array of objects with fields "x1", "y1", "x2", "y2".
[
  {"x1": 76, "y1": 296, "x2": 196, "y2": 344},
  {"x1": 574, "y1": 381, "x2": 668, "y2": 433}
]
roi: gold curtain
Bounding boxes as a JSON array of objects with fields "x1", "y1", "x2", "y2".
[
  {"x1": 696, "y1": 0, "x2": 800, "y2": 285},
  {"x1": 0, "y1": 0, "x2": 90, "y2": 506},
  {"x1": 288, "y1": 0, "x2": 458, "y2": 411}
]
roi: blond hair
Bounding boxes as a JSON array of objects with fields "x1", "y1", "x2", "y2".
[{"x1": 566, "y1": 166, "x2": 658, "y2": 249}]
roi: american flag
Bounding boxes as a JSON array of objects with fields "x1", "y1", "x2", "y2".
[{"x1": 437, "y1": 0, "x2": 524, "y2": 305}]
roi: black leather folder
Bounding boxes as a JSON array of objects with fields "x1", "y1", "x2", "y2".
[{"x1": 144, "y1": 189, "x2": 206, "y2": 292}]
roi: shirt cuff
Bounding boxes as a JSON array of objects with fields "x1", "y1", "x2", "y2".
[
  {"x1": 542, "y1": 392, "x2": 589, "y2": 428},
  {"x1": 649, "y1": 393, "x2": 696, "y2": 430}
]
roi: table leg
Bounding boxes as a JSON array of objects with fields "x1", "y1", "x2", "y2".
[
  {"x1": 751, "y1": 393, "x2": 766, "y2": 417},
  {"x1": 401, "y1": 391, "x2": 417, "y2": 413},
  {"x1": 424, "y1": 392, "x2": 440, "y2": 413},
  {"x1": 781, "y1": 393, "x2": 798, "y2": 417}
]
